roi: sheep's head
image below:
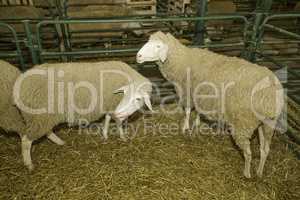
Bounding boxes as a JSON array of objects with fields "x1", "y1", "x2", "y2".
[
  {"x1": 113, "y1": 83, "x2": 153, "y2": 122},
  {"x1": 136, "y1": 39, "x2": 169, "y2": 63}
]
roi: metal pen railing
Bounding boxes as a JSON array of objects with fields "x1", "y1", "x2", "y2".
[
  {"x1": 0, "y1": 22, "x2": 25, "y2": 70},
  {"x1": 25, "y1": 15, "x2": 249, "y2": 64}
]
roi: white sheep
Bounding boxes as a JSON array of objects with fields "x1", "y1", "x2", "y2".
[
  {"x1": 0, "y1": 60, "x2": 71, "y2": 168},
  {"x1": 136, "y1": 32, "x2": 284, "y2": 178},
  {"x1": 0, "y1": 60, "x2": 25, "y2": 137},
  {"x1": 13, "y1": 61, "x2": 153, "y2": 170}
]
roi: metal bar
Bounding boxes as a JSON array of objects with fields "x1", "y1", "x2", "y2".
[
  {"x1": 0, "y1": 22, "x2": 25, "y2": 70},
  {"x1": 261, "y1": 13, "x2": 300, "y2": 26},
  {"x1": 248, "y1": 12, "x2": 264, "y2": 62},
  {"x1": 0, "y1": 53, "x2": 22, "y2": 57},
  {"x1": 258, "y1": 57, "x2": 300, "y2": 62},
  {"x1": 34, "y1": 15, "x2": 249, "y2": 60},
  {"x1": 36, "y1": 15, "x2": 249, "y2": 26},
  {"x1": 23, "y1": 20, "x2": 40, "y2": 65},
  {"x1": 246, "y1": 0, "x2": 273, "y2": 62},
  {"x1": 194, "y1": 0, "x2": 207, "y2": 45},
  {"x1": 261, "y1": 40, "x2": 300, "y2": 44},
  {"x1": 38, "y1": 41, "x2": 245, "y2": 58},
  {"x1": 40, "y1": 48, "x2": 140, "y2": 56},
  {"x1": 263, "y1": 24, "x2": 300, "y2": 40},
  {"x1": 256, "y1": 0, "x2": 273, "y2": 12}
]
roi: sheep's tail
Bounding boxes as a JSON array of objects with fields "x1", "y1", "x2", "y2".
[
  {"x1": 273, "y1": 111, "x2": 287, "y2": 134},
  {"x1": 267, "y1": 94, "x2": 297, "y2": 134},
  {"x1": 261, "y1": 94, "x2": 286, "y2": 134}
]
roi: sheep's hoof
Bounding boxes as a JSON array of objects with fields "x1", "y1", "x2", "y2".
[
  {"x1": 182, "y1": 128, "x2": 193, "y2": 137},
  {"x1": 188, "y1": 129, "x2": 193, "y2": 137},
  {"x1": 243, "y1": 170, "x2": 251, "y2": 179},
  {"x1": 120, "y1": 137, "x2": 128, "y2": 142},
  {"x1": 57, "y1": 140, "x2": 65, "y2": 146},
  {"x1": 102, "y1": 139, "x2": 109, "y2": 144},
  {"x1": 256, "y1": 170, "x2": 263, "y2": 178},
  {"x1": 26, "y1": 164, "x2": 34, "y2": 171},
  {"x1": 181, "y1": 127, "x2": 189, "y2": 134}
]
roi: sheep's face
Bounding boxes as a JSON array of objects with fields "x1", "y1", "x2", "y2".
[
  {"x1": 113, "y1": 84, "x2": 153, "y2": 122},
  {"x1": 137, "y1": 39, "x2": 169, "y2": 63}
]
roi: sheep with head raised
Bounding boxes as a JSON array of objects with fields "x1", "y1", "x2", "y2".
[
  {"x1": 13, "y1": 61, "x2": 152, "y2": 170},
  {"x1": 136, "y1": 31, "x2": 284, "y2": 178}
]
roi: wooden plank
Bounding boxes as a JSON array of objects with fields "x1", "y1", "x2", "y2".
[
  {"x1": 1, "y1": 0, "x2": 33, "y2": 5},
  {"x1": 128, "y1": 4, "x2": 156, "y2": 15},
  {"x1": 67, "y1": 0, "x2": 126, "y2": 6},
  {"x1": 168, "y1": 0, "x2": 191, "y2": 13},
  {"x1": 126, "y1": 0, "x2": 156, "y2": 5},
  {"x1": 68, "y1": 5, "x2": 133, "y2": 17},
  {"x1": 32, "y1": 0, "x2": 54, "y2": 8}
]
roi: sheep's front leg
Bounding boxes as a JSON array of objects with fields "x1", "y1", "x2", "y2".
[
  {"x1": 242, "y1": 142, "x2": 252, "y2": 179},
  {"x1": 117, "y1": 120, "x2": 127, "y2": 142},
  {"x1": 182, "y1": 107, "x2": 191, "y2": 133},
  {"x1": 21, "y1": 135, "x2": 33, "y2": 171},
  {"x1": 102, "y1": 114, "x2": 112, "y2": 141},
  {"x1": 47, "y1": 132, "x2": 65, "y2": 145}
]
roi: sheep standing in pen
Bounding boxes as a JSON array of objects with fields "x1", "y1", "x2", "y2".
[
  {"x1": 0, "y1": 60, "x2": 68, "y2": 164},
  {"x1": 136, "y1": 32, "x2": 284, "y2": 178},
  {"x1": 13, "y1": 61, "x2": 153, "y2": 170},
  {"x1": 0, "y1": 60, "x2": 24, "y2": 136}
]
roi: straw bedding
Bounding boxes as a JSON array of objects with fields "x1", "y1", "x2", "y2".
[{"x1": 0, "y1": 105, "x2": 299, "y2": 200}]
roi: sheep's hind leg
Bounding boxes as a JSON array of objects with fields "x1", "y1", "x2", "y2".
[
  {"x1": 102, "y1": 114, "x2": 111, "y2": 142},
  {"x1": 47, "y1": 132, "x2": 65, "y2": 145},
  {"x1": 21, "y1": 135, "x2": 34, "y2": 171},
  {"x1": 234, "y1": 132, "x2": 252, "y2": 178},
  {"x1": 241, "y1": 140, "x2": 252, "y2": 178},
  {"x1": 195, "y1": 114, "x2": 201, "y2": 127},
  {"x1": 182, "y1": 107, "x2": 191, "y2": 133},
  {"x1": 257, "y1": 124, "x2": 274, "y2": 177}
]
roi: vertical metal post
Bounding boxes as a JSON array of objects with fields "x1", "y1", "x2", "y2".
[
  {"x1": 256, "y1": 0, "x2": 273, "y2": 12},
  {"x1": 14, "y1": 33, "x2": 25, "y2": 71},
  {"x1": 246, "y1": 0, "x2": 273, "y2": 62},
  {"x1": 56, "y1": 0, "x2": 72, "y2": 61},
  {"x1": 1, "y1": 22, "x2": 26, "y2": 70},
  {"x1": 23, "y1": 20, "x2": 39, "y2": 65},
  {"x1": 194, "y1": 0, "x2": 207, "y2": 45},
  {"x1": 248, "y1": 13, "x2": 264, "y2": 62}
]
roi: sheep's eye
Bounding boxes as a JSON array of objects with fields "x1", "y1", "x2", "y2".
[
  {"x1": 135, "y1": 98, "x2": 142, "y2": 102},
  {"x1": 156, "y1": 45, "x2": 161, "y2": 48}
]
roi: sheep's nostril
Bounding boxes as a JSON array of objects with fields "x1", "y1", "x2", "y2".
[{"x1": 137, "y1": 54, "x2": 142, "y2": 58}]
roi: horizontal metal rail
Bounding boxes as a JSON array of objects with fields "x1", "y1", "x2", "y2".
[
  {"x1": 257, "y1": 13, "x2": 300, "y2": 65},
  {"x1": 263, "y1": 24, "x2": 300, "y2": 40},
  {"x1": 261, "y1": 13, "x2": 300, "y2": 27},
  {"x1": 33, "y1": 15, "x2": 250, "y2": 61}
]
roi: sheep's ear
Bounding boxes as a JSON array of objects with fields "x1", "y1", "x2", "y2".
[
  {"x1": 114, "y1": 84, "x2": 136, "y2": 95},
  {"x1": 159, "y1": 44, "x2": 169, "y2": 63},
  {"x1": 143, "y1": 94, "x2": 153, "y2": 112},
  {"x1": 113, "y1": 85, "x2": 129, "y2": 94}
]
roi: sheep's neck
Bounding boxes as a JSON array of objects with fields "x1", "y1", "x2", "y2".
[
  {"x1": 156, "y1": 60, "x2": 173, "y2": 81},
  {"x1": 156, "y1": 42, "x2": 197, "y2": 84}
]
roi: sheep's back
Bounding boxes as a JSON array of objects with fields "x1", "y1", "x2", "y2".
[
  {"x1": 18, "y1": 61, "x2": 150, "y2": 138},
  {"x1": 189, "y1": 51, "x2": 283, "y2": 121}
]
